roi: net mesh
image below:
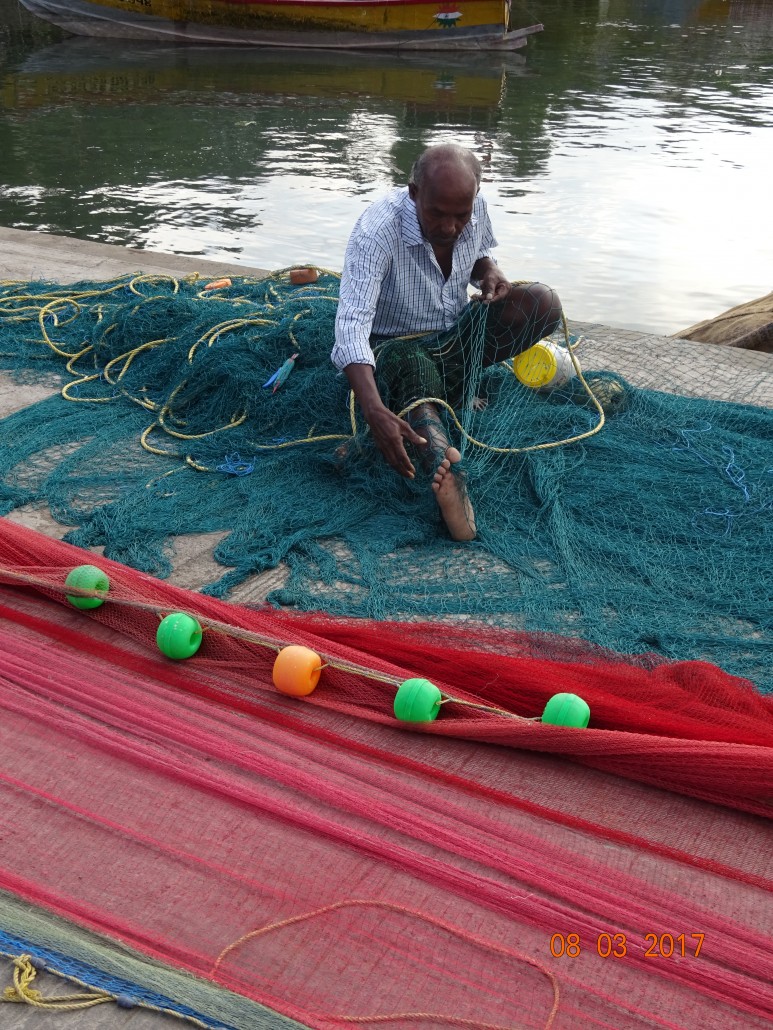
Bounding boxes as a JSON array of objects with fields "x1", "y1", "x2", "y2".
[
  {"x1": 0, "y1": 271, "x2": 771, "y2": 696},
  {"x1": 0, "y1": 518, "x2": 772, "y2": 1029}
]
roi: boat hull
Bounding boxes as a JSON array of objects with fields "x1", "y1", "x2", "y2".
[{"x1": 19, "y1": 0, "x2": 543, "y2": 50}]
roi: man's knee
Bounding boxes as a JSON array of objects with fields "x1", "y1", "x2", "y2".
[
  {"x1": 482, "y1": 283, "x2": 563, "y2": 366},
  {"x1": 504, "y1": 282, "x2": 562, "y2": 335}
]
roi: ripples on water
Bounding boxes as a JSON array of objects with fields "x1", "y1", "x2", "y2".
[{"x1": 1, "y1": 0, "x2": 772, "y2": 332}]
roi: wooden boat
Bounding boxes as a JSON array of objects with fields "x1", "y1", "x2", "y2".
[{"x1": 18, "y1": 0, "x2": 543, "y2": 51}]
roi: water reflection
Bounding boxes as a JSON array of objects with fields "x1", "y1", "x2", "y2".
[
  {"x1": 5, "y1": 37, "x2": 515, "y2": 113},
  {"x1": 0, "y1": 38, "x2": 517, "y2": 260},
  {"x1": 1, "y1": 0, "x2": 772, "y2": 332}
]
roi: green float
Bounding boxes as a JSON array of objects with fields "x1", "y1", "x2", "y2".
[
  {"x1": 393, "y1": 678, "x2": 442, "y2": 723},
  {"x1": 156, "y1": 612, "x2": 203, "y2": 660},
  {"x1": 541, "y1": 692, "x2": 590, "y2": 728},
  {"x1": 65, "y1": 564, "x2": 110, "y2": 610}
]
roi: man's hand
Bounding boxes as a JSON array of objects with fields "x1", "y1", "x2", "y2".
[
  {"x1": 478, "y1": 269, "x2": 512, "y2": 304},
  {"x1": 471, "y1": 257, "x2": 512, "y2": 304},
  {"x1": 365, "y1": 403, "x2": 427, "y2": 478},
  {"x1": 344, "y1": 363, "x2": 427, "y2": 478}
]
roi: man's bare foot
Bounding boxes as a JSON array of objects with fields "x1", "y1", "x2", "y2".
[{"x1": 432, "y1": 446, "x2": 476, "y2": 541}]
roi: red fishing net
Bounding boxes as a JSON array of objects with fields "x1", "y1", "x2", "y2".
[{"x1": 0, "y1": 518, "x2": 771, "y2": 1029}]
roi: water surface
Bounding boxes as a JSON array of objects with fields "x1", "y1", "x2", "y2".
[{"x1": 1, "y1": 0, "x2": 772, "y2": 333}]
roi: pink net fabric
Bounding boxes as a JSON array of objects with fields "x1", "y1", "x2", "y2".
[{"x1": 0, "y1": 519, "x2": 772, "y2": 1029}]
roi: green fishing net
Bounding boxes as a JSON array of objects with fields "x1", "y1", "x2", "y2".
[{"x1": 0, "y1": 271, "x2": 770, "y2": 693}]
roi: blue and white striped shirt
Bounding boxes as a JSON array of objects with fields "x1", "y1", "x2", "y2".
[{"x1": 332, "y1": 186, "x2": 497, "y2": 370}]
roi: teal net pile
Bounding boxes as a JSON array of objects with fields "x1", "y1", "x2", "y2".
[{"x1": 0, "y1": 271, "x2": 771, "y2": 693}]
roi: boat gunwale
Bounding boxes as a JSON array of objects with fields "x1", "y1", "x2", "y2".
[{"x1": 18, "y1": 0, "x2": 543, "y2": 50}]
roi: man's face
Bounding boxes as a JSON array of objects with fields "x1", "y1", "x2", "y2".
[{"x1": 409, "y1": 168, "x2": 476, "y2": 249}]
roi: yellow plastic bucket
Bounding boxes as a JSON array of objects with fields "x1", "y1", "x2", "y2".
[{"x1": 512, "y1": 341, "x2": 575, "y2": 390}]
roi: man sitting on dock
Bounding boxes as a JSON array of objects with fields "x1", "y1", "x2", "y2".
[{"x1": 332, "y1": 143, "x2": 562, "y2": 541}]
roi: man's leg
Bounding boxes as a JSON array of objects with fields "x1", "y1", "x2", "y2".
[
  {"x1": 398, "y1": 283, "x2": 561, "y2": 540},
  {"x1": 408, "y1": 402, "x2": 476, "y2": 541},
  {"x1": 424, "y1": 282, "x2": 563, "y2": 405},
  {"x1": 377, "y1": 339, "x2": 476, "y2": 541},
  {"x1": 481, "y1": 283, "x2": 563, "y2": 366},
  {"x1": 482, "y1": 283, "x2": 563, "y2": 366}
]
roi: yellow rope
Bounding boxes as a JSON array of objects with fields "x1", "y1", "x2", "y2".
[
  {"x1": 253, "y1": 430, "x2": 350, "y2": 448},
  {"x1": 37, "y1": 298, "x2": 89, "y2": 359},
  {"x1": 0, "y1": 952, "x2": 222, "y2": 1029},
  {"x1": 158, "y1": 394, "x2": 248, "y2": 440},
  {"x1": 188, "y1": 316, "x2": 278, "y2": 362},
  {"x1": 4, "y1": 271, "x2": 602, "y2": 465},
  {"x1": 104, "y1": 337, "x2": 173, "y2": 382},
  {"x1": 2, "y1": 954, "x2": 112, "y2": 1010},
  {"x1": 61, "y1": 371, "x2": 114, "y2": 404},
  {"x1": 365, "y1": 310, "x2": 606, "y2": 456},
  {"x1": 140, "y1": 423, "x2": 179, "y2": 457},
  {"x1": 128, "y1": 273, "x2": 182, "y2": 296}
]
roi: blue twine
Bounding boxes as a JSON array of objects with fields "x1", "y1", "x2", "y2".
[
  {"x1": 672, "y1": 426, "x2": 773, "y2": 536},
  {"x1": 669, "y1": 423, "x2": 715, "y2": 467},
  {"x1": 216, "y1": 453, "x2": 255, "y2": 477},
  {"x1": 721, "y1": 446, "x2": 751, "y2": 502}
]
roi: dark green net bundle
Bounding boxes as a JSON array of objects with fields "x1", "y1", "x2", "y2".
[{"x1": 1, "y1": 271, "x2": 771, "y2": 693}]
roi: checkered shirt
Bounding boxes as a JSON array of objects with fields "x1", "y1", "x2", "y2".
[{"x1": 332, "y1": 186, "x2": 497, "y2": 370}]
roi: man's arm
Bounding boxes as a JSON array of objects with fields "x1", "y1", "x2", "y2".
[
  {"x1": 471, "y1": 257, "x2": 511, "y2": 303},
  {"x1": 332, "y1": 236, "x2": 385, "y2": 370},
  {"x1": 334, "y1": 237, "x2": 426, "y2": 477}
]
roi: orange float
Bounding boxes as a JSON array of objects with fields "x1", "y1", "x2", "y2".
[
  {"x1": 272, "y1": 645, "x2": 323, "y2": 696},
  {"x1": 288, "y1": 267, "x2": 319, "y2": 285}
]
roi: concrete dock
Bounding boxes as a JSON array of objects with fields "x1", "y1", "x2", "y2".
[{"x1": 1, "y1": 225, "x2": 772, "y2": 1029}]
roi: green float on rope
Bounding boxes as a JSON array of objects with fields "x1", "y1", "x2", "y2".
[
  {"x1": 541, "y1": 692, "x2": 590, "y2": 728},
  {"x1": 65, "y1": 564, "x2": 110, "y2": 610},
  {"x1": 394, "y1": 678, "x2": 442, "y2": 723},
  {"x1": 156, "y1": 612, "x2": 203, "y2": 660}
]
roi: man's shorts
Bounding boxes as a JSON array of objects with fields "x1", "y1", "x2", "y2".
[{"x1": 373, "y1": 300, "x2": 490, "y2": 415}]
